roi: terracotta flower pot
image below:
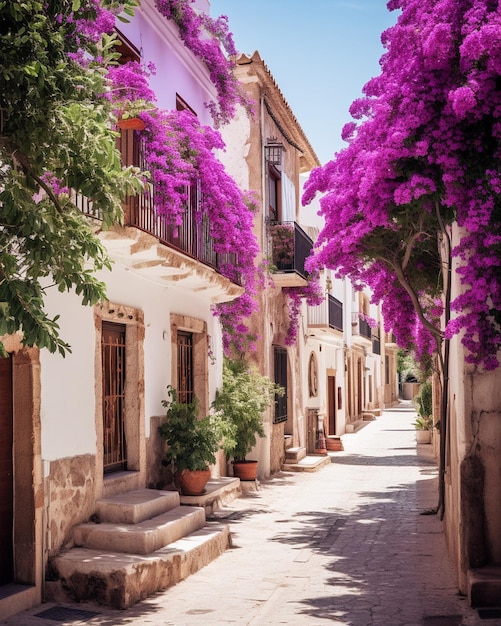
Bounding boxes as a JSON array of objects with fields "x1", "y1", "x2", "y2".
[
  {"x1": 177, "y1": 468, "x2": 211, "y2": 495},
  {"x1": 326, "y1": 436, "x2": 344, "y2": 452},
  {"x1": 232, "y1": 460, "x2": 258, "y2": 481},
  {"x1": 117, "y1": 117, "x2": 146, "y2": 131}
]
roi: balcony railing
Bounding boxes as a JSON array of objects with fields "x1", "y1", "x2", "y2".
[
  {"x1": 328, "y1": 295, "x2": 343, "y2": 331},
  {"x1": 268, "y1": 221, "x2": 313, "y2": 279},
  {"x1": 351, "y1": 312, "x2": 372, "y2": 340},
  {"x1": 359, "y1": 319, "x2": 372, "y2": 339},
  {"x1": 77, "y1": 129, "x2": 240, "y2": 284},
  {"x1": 307, "y1": 294, "x2": 343, "y2": 332}
]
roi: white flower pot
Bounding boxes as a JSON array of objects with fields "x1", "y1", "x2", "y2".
[{"x1": 416, "y1": 429, "x2": 432, "y2": 444}]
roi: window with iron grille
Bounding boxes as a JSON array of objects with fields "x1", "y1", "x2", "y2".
[
  {"x1": 102, "y1": 322, "x2": 127, "y2": 474},
  {"x1": 177, "y1": 331, "x2": 194, "y2": 404},
  {"x1": 274, "y1": 346, "x2": 288, "y2": 424}
]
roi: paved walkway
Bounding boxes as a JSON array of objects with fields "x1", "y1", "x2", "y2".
[{"x1": 2, "y1": 402, "x2": 495, "y2": 626}]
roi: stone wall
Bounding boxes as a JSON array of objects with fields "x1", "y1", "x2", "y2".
[
  {"x1": 146, "y1": 415, "x2": 173, "y2": 489},
  {"x1": 46, "y1": 454, "x2": 96, "y2": 556}
]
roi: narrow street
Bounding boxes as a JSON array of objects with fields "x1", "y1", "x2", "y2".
[{"x1": 3, "y1": 403, "x2": 493, "y2": 626}]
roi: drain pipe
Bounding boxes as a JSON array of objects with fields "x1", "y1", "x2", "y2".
[{"x1": 436, "y1": 211, "x2": 452, "y2": 521}]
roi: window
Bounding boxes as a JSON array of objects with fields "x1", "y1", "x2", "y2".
[
  {"x1": 265, "y1": 142, "x2": 283, "y2": 222},
  {"x1": 308, "y1": 352, "x2": 318, "y2": 397},
  {"x1": 115, "y1": 31, "x2": 140, "y2": 64},
  {"x1": 385, "y1": 355, "x2": 390, "y2": 386},
  {"x1": 102, "y1": 322, "x2": 127, "y2": 474},
  {"x1": 273, "y1": 346, "x2": 288, "y2": 423},
  {"x1": 176, "y1": 93, "x2": 196, "y2": 115},
  {"x1": 115, "y1": 33, "x2": 141, "y2": 170},
  {"x1": 267, "y1": 165, "x2": 281, "y2": 222},
  {"x1": 171, "y1": 315, "x2": 209, "y2": 416},
  {"x1": 177, "y1": 331, "x2": 194, "y2": 404}
]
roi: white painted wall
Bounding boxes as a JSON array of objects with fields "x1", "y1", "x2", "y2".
[
  {"x1": 118, "y1": 0, "x2": 216, "y2": 126},
  {"x1": 40, "y1": 261, "x2": 222, "y2": 461},
  {"x1": 40, "y1": 288, "x2": 97, "y2": 460}
]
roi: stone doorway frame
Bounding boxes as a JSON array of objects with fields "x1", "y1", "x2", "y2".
[{"x1": 0, "y1": 335, "x2": 43, "y2": 616}]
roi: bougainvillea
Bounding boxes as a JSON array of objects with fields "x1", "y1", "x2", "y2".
[
  {"x1": 303, "y1": 0, "x2": 501, "y2": 371},
  {"x1": 83, "y1": 0, "x2": 259, "y2": 354},
  {"x1": 103, "y1": 32, "x2": 259, "y2": 354},
  {"x1": 283, "y1": 276, "x2": 324, "y2": 346},
  {"x1": 155, "y1": 0, "x2": 251, "y2": 126},
  {"x1": 0, "y1": 0, "x2": 143, "y2": 355},
  {"x1": 0, "y1": 0, "x2": 258, "y2": 355}
]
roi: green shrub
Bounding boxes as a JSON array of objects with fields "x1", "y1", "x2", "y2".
[
  {"x1": 159, "y1": 386, "x2": 231, "y2": 471},
  {"x1": 212, "y1": 357, "x2": 284, "y2": 461},
  {"x1": 414, "y1": 379, "x2": 433, "y2": 420}
]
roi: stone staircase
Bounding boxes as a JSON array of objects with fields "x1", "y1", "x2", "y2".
[
  {"x1": 468, "y1": 566, "x2": 501, "y2": 608},
  {"x1": 46, "y1": 487, "x2": 232, "y2": 609},
  {"x1": 283, "y1": 446, "x2": 331, "y2": 472}
]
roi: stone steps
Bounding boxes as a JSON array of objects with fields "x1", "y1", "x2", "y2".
[
  {"x1": 47, "y1": 523, "x2": 230, "y2": 609},
  {"x1": 95, "y1": 488, "x2": 180, "y2": 524},
  {"x1": 283, "y1": 454, "x2": 331, "y2": 473},
  {"x1": 179, "y1": 477, "x2": 241, "y2": 516},
  {"x1": 468, "y1": 566, "x2": 501, "y2": 608},
  {"x1": 285, "y1": 446, "x2": 307, "y2": 463},
  {"x1": 73, "y1": 505, "x2": 206, "y2": 555},
  {"x1": 47, "y1": 486, "x2": 235, "y2": 608},
  {"x1": 326, "y1": 435, "x2": 344, "y2": 452}
]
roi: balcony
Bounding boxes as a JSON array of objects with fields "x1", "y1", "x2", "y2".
[
  {"x1": 122, "y1": 184, "x2": 241, "y2": 284},
  {"x1": 75, "y1": 130, "x2": 243, "y2": 303},
  {"x1": 268, "y1": 221, "x2": 313, "y2": 288},
  {"x1": 351, "y1": 312, "x2": 373, "y2": 347},
  {"x1": 308, "y1": 294, "x2": 343, "y2": 334}
]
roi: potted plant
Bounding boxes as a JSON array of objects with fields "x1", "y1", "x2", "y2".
[
  {"x1": 413, "y1": 379, "x2": 433, "y2": 443},
  {"x1": 212, "y1": 357, "x2": 284, "y2": 480},
  {"x1": 159, "y1": 386, "x2": 229, "y2": 495},
  {"x1": 269, "y1": 223, "x2": 295, "y2": 270},
  {"x1": 116, "y1": 99, "x2": 152, "y2": 130}
]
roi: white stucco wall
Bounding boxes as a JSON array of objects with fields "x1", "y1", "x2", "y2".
[
  {"x1": 39, "y1": 288, "x2": 97, "y2": 461},
  {"x1": 40, "y1": 262, "x2": 222, "y2": 462},
  {"x1": 117, "y1": 0, "x2": 216, "y2": 126}
]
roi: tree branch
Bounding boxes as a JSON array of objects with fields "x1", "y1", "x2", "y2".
[
  {"x1": 382, "y1": 255, "x2": 444, "y2": 340},
  {"x1": 2, "y1": 138, "x2": 64, "y2": 214}
]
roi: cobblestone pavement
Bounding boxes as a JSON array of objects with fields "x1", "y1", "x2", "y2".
[{"x1": 3, "y1": 402, "x2": 498, "y2": 626}]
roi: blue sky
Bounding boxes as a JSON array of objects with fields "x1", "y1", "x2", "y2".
[{"x1": 209, "y1": 0, "x2": 399, "y2": 166}]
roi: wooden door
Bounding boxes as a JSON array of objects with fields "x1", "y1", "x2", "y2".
[
  {"x1": 0, "y1": 355, "x2": 13, "y2": 584},
  {"x1": 327, "y1": 375, "x2": 336, "y2": 435}
]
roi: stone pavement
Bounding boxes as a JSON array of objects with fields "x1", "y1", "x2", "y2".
[{"x1": 2, "y1": 402, "x2": 497, "y2": 626}]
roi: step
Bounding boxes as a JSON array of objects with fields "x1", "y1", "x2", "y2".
[
  {"x1": 326, "y1": 435, "x2": 344, "y2": 452},
  {"x1": 285, "y1": 446, "x2": 306, "y2": 463},
  {"x1": 467, "y1": 566, "x2": 501, "y2": 607},
  {"x1": 345, "y1": 419, "x2": 369, "y2": 433},
  {"x1": 283, "y1": 454, "x2": 331, "y2": 473},
  {"x1": 73, "y1": 505, "x2": 206, "y2": 555},
  {"x1": 180, "y1": 477, "x2": 241, "y2": 516},
  {"x1": 96, "y1": 488, "x2": 180, "y2": 524},
  {"x1": 47, "y1": 523, "x2": 231, "y2": 609}
]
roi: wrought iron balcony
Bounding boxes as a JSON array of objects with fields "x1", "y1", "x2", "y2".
[
  {"x1": 76, "y1": 129, "x2": 241, "y2": 285},
  {"x1": 308, "y1": 294, "x2": 343, "y2": 332},
  {"x1": 268, "y1": 221, "x2": 313, "y2": 287},
  {"x1": 359, "y1": 319, "x2": 372, "y2": 339},
  {"x1": 351, "y1": 312, "x2": 372, "y2": 340}
]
